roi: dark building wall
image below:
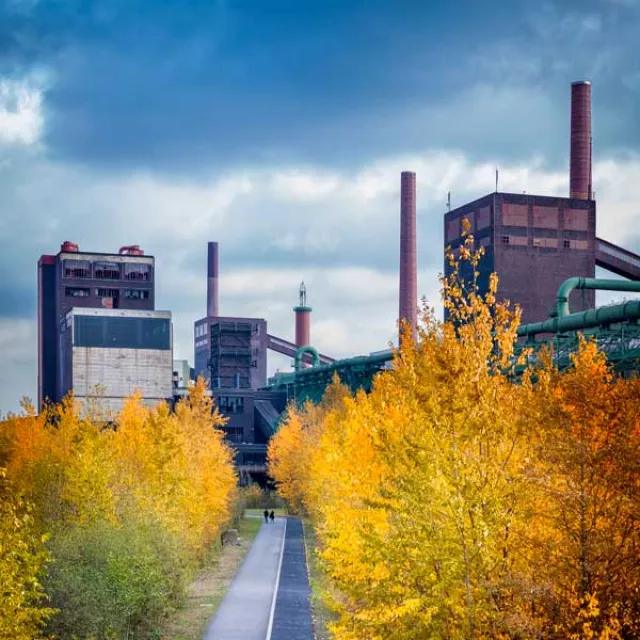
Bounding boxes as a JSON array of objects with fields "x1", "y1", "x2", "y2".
[
  {"x1": 444, "y1": 193, "x2": 596, "y2": 326},
  {"x1": 196, "y1": 316, "x2": 268, "y2": 391},
  {"x1": 212, "y1": 389, "x2": 286, "y2": 445},
  {"x1": 39, "y1": 248, "x2": 156, "y2": 408},
  {"x1": 38, "y1": 256, "x2": 57, "y2": 408},
  {"x1": 194, "y1": 318, "x2": 211, "y2": 383},
  {"x1": 55, "y1": 252, "x2": 154, "y2": 325}
]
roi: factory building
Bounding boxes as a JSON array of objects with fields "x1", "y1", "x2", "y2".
[
  {"x1": 445, "y1": 193, "x2": 596, "y2": 324},
  {"x1": 190, "y1": 241, "x2": 336, "y2": 481},
  {"x1": 60, "y1": 308, "x2": 173, "y2": 414},
  {"x1": 195, "y1": 316, "x2": 269, "y2": 390},
  {"x1": 444, "y1": 81, "x2": 640, "y2": 323},
  {"x1": 38, "y1": 241, "x2": 156, "y2": 409},
  {"x1": 172, "y1": 359, "x2": 194, "y2": 388}
]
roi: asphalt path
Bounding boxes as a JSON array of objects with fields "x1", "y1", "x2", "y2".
[
  {"x1": 270, "y1": 518, "x2": 314, "y2": 640},
  {"x1": 203, "y1": 516, "x2": 314, "y2": 640},
  {"x1": 203, "y1": 517, "x2": 286, "y2": 640}
]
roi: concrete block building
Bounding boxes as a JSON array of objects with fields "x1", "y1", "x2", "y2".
[
  {"x1": 59, "y1": 308, "x2": 173, "y2": 414},
  {"x1": 38, "y1": 241, "x2": 155, "y2": 408}
]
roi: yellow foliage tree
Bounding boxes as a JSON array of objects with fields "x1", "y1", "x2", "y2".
[
  {"x1": 0, "y1": 469, "x2": 54, "y2": 639},
  {"x1": 269, "y1": 219, "x2": 640, "y2": 640},
  {"x1": 0, "y1": 377, "x2": 238, "y2": 635},
  {"x1": 520, "y1": 341, "x2": 640, "y2": 638},
  {"x1": 305, "y1": 227, "x2": 534, "y2": 639},
  {"x1": 268, "y1": 374, "x2": 351, "y2": 515}
]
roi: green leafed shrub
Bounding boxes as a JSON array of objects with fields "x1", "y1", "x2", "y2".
[{"x1": 44, "y1": 516, "x2": 190, "y2": 639}]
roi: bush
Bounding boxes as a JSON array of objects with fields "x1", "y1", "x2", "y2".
[{"x1": 44, "y1": 517, "x2": 190, "y2": 639}]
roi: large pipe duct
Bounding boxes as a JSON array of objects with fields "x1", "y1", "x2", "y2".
[
  {"x1": 207, "y1": 241, "x2": 219, "y2": 317},
  {"x1": 399, "y1": 171, "x2": 418, "y2": 341},
  {"x1": 555, "y1": 277, "x2": 640, "y2": 318},
  {"x1": 518, "y1": 276, "x2": 640, "y2": 337},
  {"x1": 570, "y1": 81, "x2": 592, "y2": 200},
  {"x1": 518, "y1": 300, "x2": 640, "y2": 338}
]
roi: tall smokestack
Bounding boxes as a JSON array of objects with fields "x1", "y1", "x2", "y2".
[
  {"x1": 570, "y1": 81, "x2": 592, "y2": 200},
  {"x1": 207, "y1": 241, "x2": 219, "y2": 317},
  {"x1": 294, "y1": 282, "x2": 311, "y2": 348},
  {"x1": 399, "y1": 171, "x2": 418, "y2": 342}
]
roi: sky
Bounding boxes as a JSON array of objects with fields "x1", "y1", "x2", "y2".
[{"x1": 2, "y1": 0, "x2": 640, "y2": 412}]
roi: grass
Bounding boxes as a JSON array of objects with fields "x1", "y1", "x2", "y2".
[
  {"x1": 158, "y1": 515, "x2": 263, "y2": 640},
  {"x1": 302, "y1": 518, "x2": 337, "y2": 640}
]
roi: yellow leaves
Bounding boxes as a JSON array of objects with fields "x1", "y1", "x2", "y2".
[
  {"x1": 0, "y1": 469, "x2": 55, "y2": 639},
  {"x1": 0, "y1": 380, "x2": 237, "y2": 635},
  {"x1": 269, "y1": 236, "x2": 640, "y2": 639}
]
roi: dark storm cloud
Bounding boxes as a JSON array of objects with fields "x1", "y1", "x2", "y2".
[{"x1": 3, "y1": 0, "x2": 639, "y2": 174}]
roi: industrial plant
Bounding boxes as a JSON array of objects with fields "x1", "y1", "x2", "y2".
[{"x1": 37, "y1": 80, "x2": 640, "y2": 480}]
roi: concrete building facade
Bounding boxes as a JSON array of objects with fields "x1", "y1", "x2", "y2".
[{"x1": 60, "y1": 308, "x2": 173, "y2": 414}]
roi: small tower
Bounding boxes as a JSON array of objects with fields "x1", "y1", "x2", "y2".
[{"x1": 294, "y1": 282, "x2": 312, "y2": 348}]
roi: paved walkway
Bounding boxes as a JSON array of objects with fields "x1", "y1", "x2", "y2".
[
  {"x1": 203, "y1": 516, "x2": 314, "y2": 640},
  {"x1": 270, "y1": 518, "x2": 314, "y2": 640},
  {"x1": 203, "y1": 518, "x2": 286, "y2": 640}
]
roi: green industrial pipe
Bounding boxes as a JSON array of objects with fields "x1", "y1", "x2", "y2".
[
  {"x1": 518, "y1": 300, "x2": 640, "y2": 338},
  {"x1": 555, "y1": 277, "x2": 640, "y2": 318},
  {"x1": 294, "y1": 345, "x2": 320, "y2": 371}
]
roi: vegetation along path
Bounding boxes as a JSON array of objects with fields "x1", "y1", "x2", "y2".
[{"x1": 203, "y1": 516, "x2": 313, "y2": 640}]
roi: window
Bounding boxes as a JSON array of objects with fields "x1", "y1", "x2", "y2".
[
  {"x1": 222, "y1": 427, "x2": 244, "y2": 444},
  {"x1": 124, "y1": 263, "x2": 151, "y2": 281},
  {"x1": 63, "y1": 259, "x2": 91, "y2": 278},
  {"x1": 217, "y1": 396, "x2": 244, "y2": 414},
  {"x1": 564, "y1": 240, "x2": 571, "y2": 248},
  {"x1": 502, "y1": 236, "x2": 510, "y2": 244},
  {"x1": 96, "y1": 288, "x2": 120, "y2": 298},
  {"x1": 74, "y1": 316, "x2": 171, "y2": 350},
  {"x1": 124, "y1": 289, "x2": 150, "y2": 300},
  {"x1": 94, "y1": 261, "x2": 120, "y2": 279},
  {"x1": 65, "y1": 287, "x2": 90, "y2": 298},
  {"x1": 533, "y1": 238, "x2": 558, "y2": 249}
]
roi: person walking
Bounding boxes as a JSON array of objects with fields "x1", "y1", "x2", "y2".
[
  {"x1": 263, "y1": 509, "x2": 269, "y2": 523},
  {"x1": 269, "y1": 510, "x2": 275, "y2": 523}
]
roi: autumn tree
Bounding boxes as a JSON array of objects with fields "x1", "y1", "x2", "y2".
[
  {"x1": 0, "y1": 469, "x2": 54, "y2": 639},
  {"x1": 0, "y1": 378, "x2": 238, "y2": 637},
  {"x1": 268, "y1": 374, "x2": 351, "y2": 515},
  {"x1": 521, "y1": 342, "x2": 640, "y2": 639}
]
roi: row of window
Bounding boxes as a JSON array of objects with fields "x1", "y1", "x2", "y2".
[
  {"x1": 73, "y1": 316, "x2": 170, "y2": 350},
  {"x1": 63, "y1": 259, "x2": 152, "y2": 281},
  {"x1": 222, "y1": 427, "x2": 244, "y2": 444},
  {"x1": 195, "y1": 324, "x2": 208, "y2": 337},
  {"x1": 500, "y1": 236, "x2": 589, "y2": 249},
  {"x1": 65, "y1": 287, "x2": 150, "y2": 300},
  {"x1": 217, "y1": 396, "x2": 244, "y2": 414}
]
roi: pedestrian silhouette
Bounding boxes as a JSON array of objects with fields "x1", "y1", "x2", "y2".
[
  {"x1": 269, "y1": 510, "x2": 275, "y2": 522},
  {"x1": 263, "y1": 509, "x2": 269, "y2": 523}
]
